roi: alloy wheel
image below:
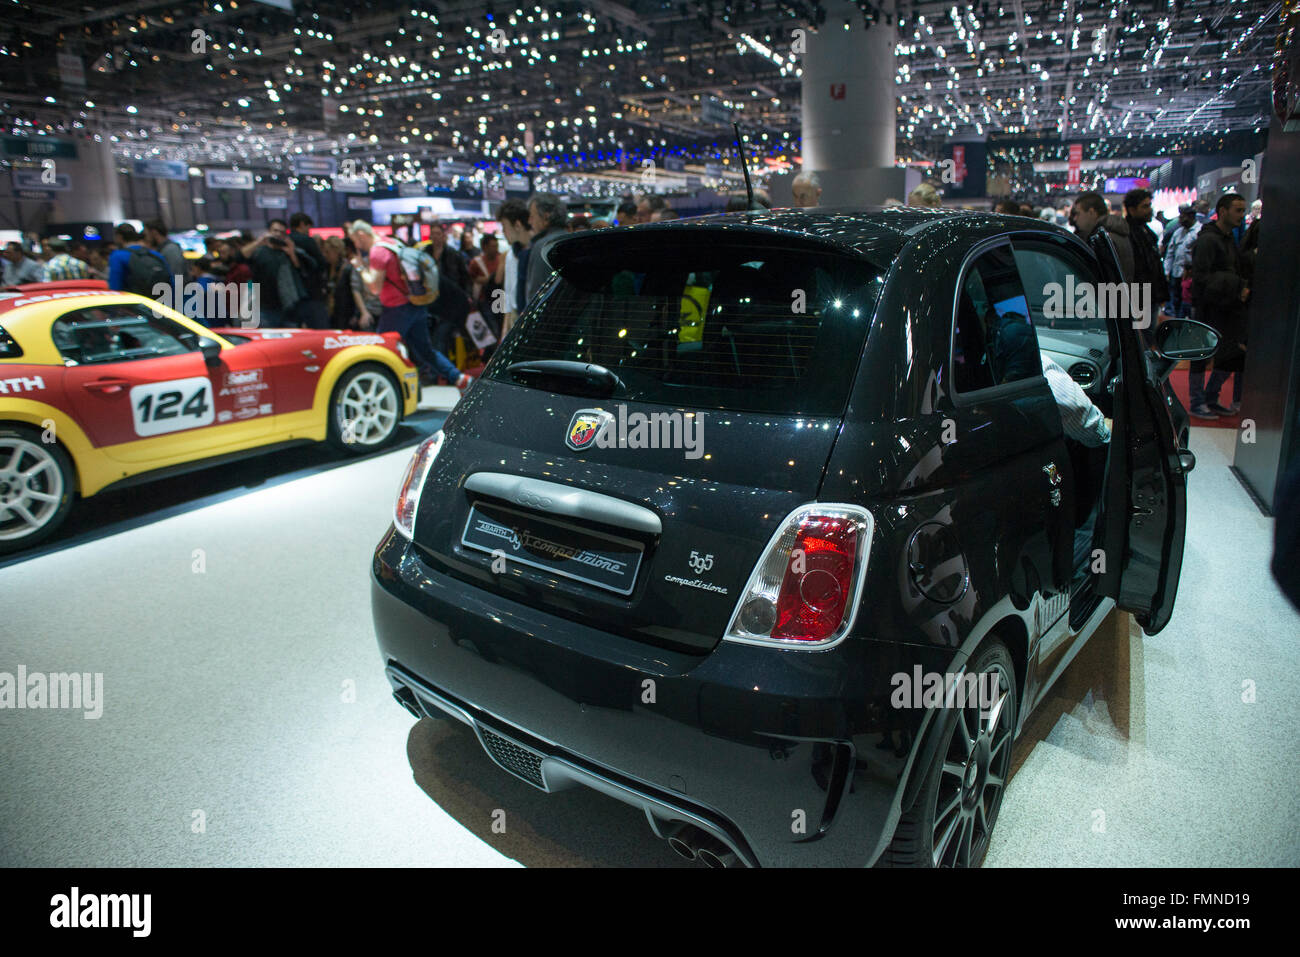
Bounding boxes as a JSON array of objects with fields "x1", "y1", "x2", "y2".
[
  {"x1": 930, "y1": 663, "x2": 1014, "y2": 867},
  {"x1": 0, "y1": 436, "x2": 65, "y2": 542},
  {"x1": 338, "y1": 371, "x2": 399, "y2": 447}
]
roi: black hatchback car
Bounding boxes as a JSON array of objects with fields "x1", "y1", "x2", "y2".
[{"x1": 371, "y1": 207, "x2": 1217, "y2": 867}]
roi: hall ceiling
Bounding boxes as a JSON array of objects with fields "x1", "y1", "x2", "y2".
[{"x1": 0, "y1": 0, "x2": 1283, "y2": 186}]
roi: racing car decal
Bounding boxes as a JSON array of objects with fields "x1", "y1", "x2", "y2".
[{"x1": 129, "y1": 377, "x2": 214, "y2": 437}]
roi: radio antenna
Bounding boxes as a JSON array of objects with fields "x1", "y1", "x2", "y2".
[{"x1": 733, "y1": 121, "x2": 759, "y2": 211}]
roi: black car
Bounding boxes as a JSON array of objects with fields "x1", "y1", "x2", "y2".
[{"x1": 371, "y1": 207, "x2": 1217, "y2": 867}]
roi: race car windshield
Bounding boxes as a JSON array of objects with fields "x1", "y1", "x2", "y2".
[{"x1": 487, "y1": 235, "x2": 884, "y2": 416}]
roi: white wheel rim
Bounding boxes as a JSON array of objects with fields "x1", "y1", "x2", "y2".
[
  {"x1": 0, "y1": 437, "x2": 65, "y2": 541},
  {"x1": 338, "y1": 372, "x2": 399, "y2": 447}
]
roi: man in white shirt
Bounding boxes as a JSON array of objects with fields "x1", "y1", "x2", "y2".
[
  {"x1": 1040, "y1": 351, "x2": 1111, "y2": 448},
  {"x1": 1041, "y1": 351, "x2": 1110, "y2": 571}
]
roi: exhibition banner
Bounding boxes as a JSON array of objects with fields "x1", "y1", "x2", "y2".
[
  {"x1": 204, "y1": 169, "x2": 254, "y2": 190},
  {"x1": 292, "y1": 155, "x2": 337, "y2": 177},
  {"x1": 437, "y1": 158, "x2": 476, "y2": 177},
  {"x1": 132, "y1": 159, "x2": 188, "y2": 181},
  {"x1": 4, "y1": 136, "x2": 77, "y2": 159},
  {"x1": 12, "y1": 170, "x2": 71, "y2": 191}
]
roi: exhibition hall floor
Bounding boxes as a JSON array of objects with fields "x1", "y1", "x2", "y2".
[{"x1": 2, "y1": 415, "x2": 1297, "y2": 868}]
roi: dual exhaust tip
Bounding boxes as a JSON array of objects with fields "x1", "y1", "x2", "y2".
[
  {"x1": 664, "y1": 822, "x2": 740, "y2": 868},
  {"x1": 395, "y1": 684, "x2": 742, "y2": 866}
]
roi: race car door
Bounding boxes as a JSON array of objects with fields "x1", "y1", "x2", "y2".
[
  {"x1": 56, "y1": 301, "x2": 273, "y2": 464},
  {"x1": 1086, "y1": 228, "x2": 1190, "y2": 634}
]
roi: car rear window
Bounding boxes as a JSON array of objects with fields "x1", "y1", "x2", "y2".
[{"x1": 487, "y1": 234, "x2": 885, "y2": 415}]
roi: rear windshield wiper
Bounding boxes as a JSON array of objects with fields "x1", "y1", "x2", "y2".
[{"x1": 506, "y1": 360, "x2": 625, "y2": 397}]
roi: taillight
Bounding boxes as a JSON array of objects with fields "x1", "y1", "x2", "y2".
[
  {"x1": 393, "y1": 430, "x2": 444, "y2": 539},
  {"x1": 724, "y1": 504, "x2": 873, "y2": 648}
]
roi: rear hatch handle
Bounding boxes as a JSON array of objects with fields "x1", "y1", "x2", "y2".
[{"x1": 465, "y1": 472, "x2": 662, "y2": 536}]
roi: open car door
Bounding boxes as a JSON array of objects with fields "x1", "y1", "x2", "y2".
[{"x1": 1087, "y1": 228, "x2": 1192, "y2": 634}]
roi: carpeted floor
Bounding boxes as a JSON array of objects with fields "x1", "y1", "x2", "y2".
[
  {"x1": 1166, "y1": 367, "x2": 1246, "y2": 430},
  {"x1": 1, "y1": 425, "x2": 1296, "y2": 867}
]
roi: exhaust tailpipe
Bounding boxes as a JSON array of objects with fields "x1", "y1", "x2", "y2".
[
  {"x1": 663, "y1": 822, "x2": 702, "y2": 861},
  {"x1": 695, "y1": 836, "x2": 741, "y2": 869},
  {"x1": 392, "y1": 686, "x2": 422, "y2": 718}
]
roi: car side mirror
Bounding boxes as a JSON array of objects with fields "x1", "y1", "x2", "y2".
[
  {"x1": 1153, "y1": 318, "x2": 1219, "y2": 362},
  {"x1": 197, "y1": 338, "x2": 222, "y2": 364}
]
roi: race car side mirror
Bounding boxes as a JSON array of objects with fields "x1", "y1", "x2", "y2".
[{"x1": 197, "y1": 338, "x2": 222, "y2": 364}]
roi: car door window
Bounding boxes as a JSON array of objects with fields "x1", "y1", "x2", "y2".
[
  {"x1": 51, "y1": 304, "x2": 195, "y2": 366},
  {"x1": 1012, "y1": 245, "x2": 1108, "y2": 335},
  {"x1": 952, "y1": 244, "x2": 1040, "y2": 393}
]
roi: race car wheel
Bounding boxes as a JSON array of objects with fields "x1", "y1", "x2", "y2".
[
  {"x1": 0, "y1": 426, "x2": 76, "y2": 555},
  {"x1": 881, "y1": 638, "x2": 1017, "y2": 868},
  {"x1": 328, "y1": 364, "x2": 402, "y2": 453}
]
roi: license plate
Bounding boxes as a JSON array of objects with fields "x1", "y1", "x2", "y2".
[{"x1": 461, "y1": 501, "x2": 644, "y2": 596}]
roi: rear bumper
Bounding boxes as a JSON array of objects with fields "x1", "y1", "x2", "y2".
[{"x1": 371, "y1": 527, "x2": 960, "y2": 867}]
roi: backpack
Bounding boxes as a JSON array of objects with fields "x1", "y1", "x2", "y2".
[
  {"x1": 125, "y1": 246, "x2": 170, "y2": 297},
  {"x1": 377, "y1": 239, "x2": 439, "y2": 306}
]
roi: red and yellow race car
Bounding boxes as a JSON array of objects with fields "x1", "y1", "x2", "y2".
[{"x1": 0, "y1": 280, "x2": 420, "y2": 553}]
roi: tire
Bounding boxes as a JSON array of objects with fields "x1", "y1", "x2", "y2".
[
  {"x1": 882, "y1": 638, "x2": 1018, "y2": 867},
  {"x1": 0, "y1": 425, "x2": 77, "y2": 555},
  {"x1": 327, "y1": 364, "x2": 403, "y2": 454}
]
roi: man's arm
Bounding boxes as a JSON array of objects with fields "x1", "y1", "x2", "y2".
[
  {"x1": 1041, "y1": 354, "x2": 1110, "y2": 447},
  {"x1": 364, "y1": 245, "x2": 390, "y2": 298}
]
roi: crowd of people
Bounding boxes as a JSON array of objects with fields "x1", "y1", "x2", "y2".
[
  {"x1": 1062, "y1": 187, "x2": 1258, "y2": 419},
  {"x1": 3, "y1": 179, "x2": 1262, "y2": 414},
  {"x1": 866, "y1": 177, "x2": 1260, "y2": 422}
]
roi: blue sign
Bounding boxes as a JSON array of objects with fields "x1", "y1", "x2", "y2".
[
  {"x1": 205, "y1": 169, "x2": 254, "y2": 190},
  {"x1": 664, "y1": 155, "x2": 686, "y2": 173},
  {"x1": 133, "y1": 159, "x2": 188, "y2": 181},
  {"x1": 255, "y1": 194, "x2": 288, "y2": 209},
  {"x1": 292, "y1": 155, "x2": 337, "y2": 177},
  {"x1": 12, "y1": 170, "x2": 71, "y2": 191}
]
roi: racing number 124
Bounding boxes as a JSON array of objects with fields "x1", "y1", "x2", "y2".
[{"x1": 137, "y1": 386, "x2": 209, "y2": 422}]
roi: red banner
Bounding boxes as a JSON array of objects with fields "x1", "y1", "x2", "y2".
[{"x1": 1067, "y1": 143, "x2": 1083, "y2": 187}]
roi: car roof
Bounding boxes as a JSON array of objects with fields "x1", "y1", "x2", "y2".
[
  {"x1": 0, "y1": 281, "x2": 125, "y2": 321},
  {"x1": 550, "y1": 206, "x2": 1061, "y2": 269}
]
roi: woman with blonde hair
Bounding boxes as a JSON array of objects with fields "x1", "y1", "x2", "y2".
[{"x1": 907, "y1": 182, "x2": 943, "y2": 208}]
